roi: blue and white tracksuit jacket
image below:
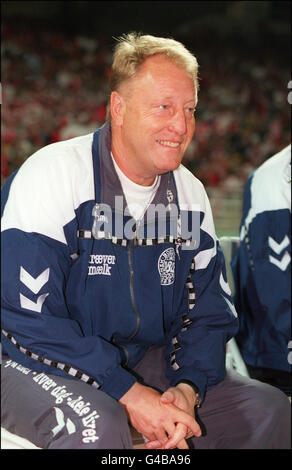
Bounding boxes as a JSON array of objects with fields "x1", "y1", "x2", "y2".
[
  {"x1": 232, "y1": 145, "x2": 291, "y2": 373},
  {"x1": 1, "y1": 122, "x2": 238, "y2": 402}
]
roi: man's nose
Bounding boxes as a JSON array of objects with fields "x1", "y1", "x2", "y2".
[{"x1": 167, "y1": 110, "x2": 187, "y2": 136}]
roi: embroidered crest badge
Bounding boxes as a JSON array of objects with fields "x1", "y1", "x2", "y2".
[{"x1": 158, "y1": 248, "x2": 175, "y2": 285}]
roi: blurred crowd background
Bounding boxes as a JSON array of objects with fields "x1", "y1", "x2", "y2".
[{"x1": 1, "y1": 1, "x2": 291, "y2": 234}]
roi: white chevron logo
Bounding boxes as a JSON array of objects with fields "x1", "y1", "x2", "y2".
[
  {"x1": 268, "y1": 235, "x2": 290, "y2": 255},
  {"x1": 52, "y1": 407, "x2": 76, "y2": 437},
  {"x1": 20, "y1": 267, "x2": 50, "y2": 293},
  {"x1": 20, "y1": 292, "x2": 49, "y2": 313},
  {"x1": 219, "y1": 272, "x2": 231, "y2": 296},
  {"x1": 20, "y1": 267, "x2": 50, "y2": 313},
  {"x1": 269, "y1": 252, "x2": 291, "y2": 271}
]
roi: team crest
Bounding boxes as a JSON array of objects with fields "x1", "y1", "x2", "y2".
[{"x1": 158, "y1": 248, "x2": 175, "y2": 286}]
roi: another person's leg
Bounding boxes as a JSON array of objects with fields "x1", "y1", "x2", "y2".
[{"x1": 1, "y1": 356, "x2": 132, "y2": 449}]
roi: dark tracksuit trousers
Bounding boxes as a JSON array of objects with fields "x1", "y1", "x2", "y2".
[{"x1": 1, "y1": 346, "x2": 291, "y2": 449}]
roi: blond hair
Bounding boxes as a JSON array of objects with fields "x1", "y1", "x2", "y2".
[{"x1": 106, "y1": 32, "x2": 199, "y2": 119}]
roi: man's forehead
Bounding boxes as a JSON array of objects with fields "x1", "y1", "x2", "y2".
[
  {"x1": 133, "y1": 59, "x2": 195, "y2": 98},
  {"x1": 134, "y1": 56, "x2": 192, "y2": 81},
  {"x1": 118, "y1": 54, "x2": 196, "y2": 103},
  {"x1": 138, "y1": 54, "x2": 188, "y2": 76}
]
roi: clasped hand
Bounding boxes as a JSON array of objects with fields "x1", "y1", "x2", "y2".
[{"x1": 119, "y1": 382, "x2": 201, "y2": 449}]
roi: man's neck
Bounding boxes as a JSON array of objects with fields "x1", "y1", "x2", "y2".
[
  {"x1": 111, "y1": 132, "x2": 156, "y2": 187},
  {"x1": 112, "y1": 154, "x2": 156, "y2": 187}
]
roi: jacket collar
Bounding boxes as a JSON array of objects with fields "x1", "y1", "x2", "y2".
[{"x1": 92, "y1": 121, "x2": 179, "y2": 213}]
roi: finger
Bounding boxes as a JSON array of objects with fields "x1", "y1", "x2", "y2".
[
  {"x1": 160, "y1": 390, "x2": 175, "y2": 404},
  {"x1": 170, "y1": 407, "x2": 201, "y2": 437},
  {"x1": 176, "y1": 438, "x2": 189, "y2": 449},
  {"x1": 180, "y1": 426, "x2": 194, "y2": 439},
  {"x1": 186, "y1": 428, "x2": 194, "y2": 439},
  {"x1": 145, "y1": 440, "x2": 162, "y2": 449},
  {"x1": 163, "y1": 423, "x2": 188, "y2": 449},
  {"x1": 146, "y1": 421, "x2": 176, "y2": 449},
  {"x1": 155, "y1": 428, "x2": 170, "y2": 446}
]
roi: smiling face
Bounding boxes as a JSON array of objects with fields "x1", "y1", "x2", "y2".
[{"x1": 111, "y1": 54, "x2": 196, "y2": 185}]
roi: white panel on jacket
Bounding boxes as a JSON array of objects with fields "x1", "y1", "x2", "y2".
[{"x1": 1, "y1": 133, "x2": 95, "y2": 245}]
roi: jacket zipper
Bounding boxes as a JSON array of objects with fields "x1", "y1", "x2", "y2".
[
  {"x1": 127, "y1": 228, "x2": 141, "y2": 340},
  {"x1": 115, "y1": 226, "x2": 142, "y2": 364}
]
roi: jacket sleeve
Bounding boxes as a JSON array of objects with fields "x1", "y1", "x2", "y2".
[
  {"x1": 165, "y1": 190, "x2": 239, "y2": 403},
  {"x1": 1, "y1": 149, "x2": 137, "y2": 401},
  {"x1": 231, "y1": 171, "x2": 291, "y2": 372}
]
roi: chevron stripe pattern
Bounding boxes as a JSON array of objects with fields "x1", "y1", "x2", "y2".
[
  {"x1": 170, "y1": 258, "x2": 195, "y2": 371},
  {"x1": 268, "y1": 235, "x2": 289, "y2": 254},
  {"x1": 1, "y1": 329, "x2": 100, "y2": 389},
  {"x1": 77, "y1": 229, "x2": 196, "y2": 248},
  {"x1": 268, "y1": 235, "x2": 291, "y2": 271},
  {"x1": 20, "y1": 267, "x2": 50, "y2": 313}
]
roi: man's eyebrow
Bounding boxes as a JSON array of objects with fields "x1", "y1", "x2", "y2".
[
  {"x1": 161, "y1": 96, "x2": 196, "y2": 104},
  {"x1": 151, "y1": 97, "x2": 196, "y2": 104}
]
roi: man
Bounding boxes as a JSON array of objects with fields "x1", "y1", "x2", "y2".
[
  {"x1": 232, "y1": 144, "x2": 291, "y2": 396},
  {"x1": 1, "y1": 33, "x2": 290, "y2": 449}
]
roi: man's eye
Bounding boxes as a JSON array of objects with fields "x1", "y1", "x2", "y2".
[
  {"x1": 159, "y1": 105, "x2": 168, "y2": 110},
  {"x1": 187, "y1": 107, "x2": 196, "y2": 115}
]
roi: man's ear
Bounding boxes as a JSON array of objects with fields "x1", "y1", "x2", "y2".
[{"x1": 110, "y1": 91, "x2": 126, "y2": 126}]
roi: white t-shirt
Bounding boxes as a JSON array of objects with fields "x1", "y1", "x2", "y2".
[{"x1": 111, "y1": 153, "x2": 160, "y2": 221}]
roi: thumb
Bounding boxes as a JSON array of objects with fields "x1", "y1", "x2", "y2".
[{"x1": 160, "y1": 390, "x2": 175, "y2": 404}]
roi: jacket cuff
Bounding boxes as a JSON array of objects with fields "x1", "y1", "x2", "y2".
[
  {"x1": 175, "y1": 380, "x2": 201, "y2": 406},
  {"x1": 169, "y1": 368, "x2": 207, "y2": 404},
  {"x1": 175, "y1": 379, "x2": 200, "y2": 394},
  {"x1": 100, "y1": 364, "x2": 138, "y2": 400}
]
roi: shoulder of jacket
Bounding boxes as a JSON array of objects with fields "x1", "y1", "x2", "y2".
[
  {"x1": 173, "y1": 164, "x2": 207, "y2": 209},
  {"x1": 13, "y1": 133, "x2": 95, "y2": 201},
  {"x1": 2, "y1": 133, "x2": 96, "y2": 244},
  {"x1": 23, "y1": 133, "x2": 95, "y2": 172},
  {"x1": 241, "y1": 145, "x2": 291, "y2": 236},
  {"x1": 252, "y1": 144, "x2": 291, "y2": 184}
]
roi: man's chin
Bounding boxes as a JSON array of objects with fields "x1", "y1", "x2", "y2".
[{"x1": 156, "y1": 161, "x2": 181, "y2": 174}]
